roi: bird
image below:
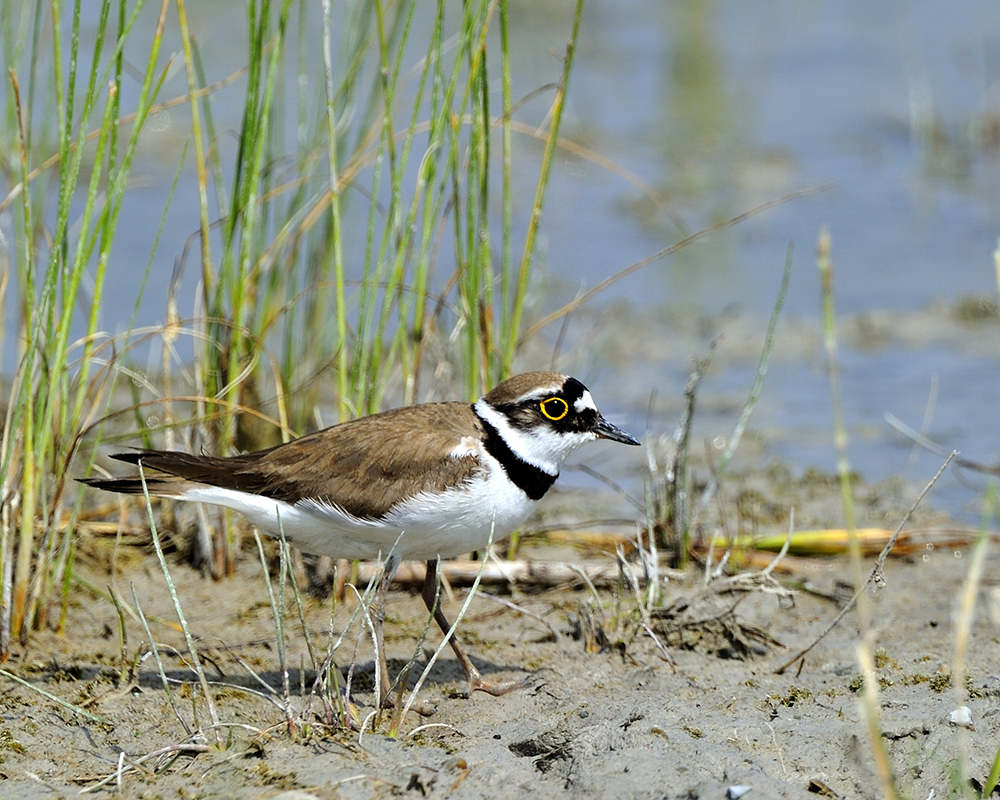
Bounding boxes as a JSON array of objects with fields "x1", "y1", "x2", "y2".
[{"x1": 80, "y1": 371, "x2": 640, "y2": 701}]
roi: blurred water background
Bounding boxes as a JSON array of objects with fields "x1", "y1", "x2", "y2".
[{"x1": 8, "y1": 0, "x2": 1000, "y2": 523}]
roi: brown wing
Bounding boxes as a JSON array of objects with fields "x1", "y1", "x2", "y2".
[{"x1": 85, "y1": 402, "x2": 486, "y2": 520}]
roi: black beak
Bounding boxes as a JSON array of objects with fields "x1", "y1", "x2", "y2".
[{"x1": 593, "y1": 416, "x2": 640, "y2": 446}]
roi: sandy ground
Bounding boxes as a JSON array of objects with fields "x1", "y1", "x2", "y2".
[{"x1": 1, "y1": 483, "x2": 999, "y2": 800}]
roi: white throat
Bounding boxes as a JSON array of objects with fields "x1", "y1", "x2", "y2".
[{"x1": 474, "y1": 398, "x2": 594, "y2": 475}]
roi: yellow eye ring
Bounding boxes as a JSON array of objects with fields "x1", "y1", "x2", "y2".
[{"x1": 540, "y1": 397, "x2": 569, "y2": 421}]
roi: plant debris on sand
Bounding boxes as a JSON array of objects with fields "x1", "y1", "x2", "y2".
[{"x1": 2, "y1": 471, "x2": 998, "y2": 800}]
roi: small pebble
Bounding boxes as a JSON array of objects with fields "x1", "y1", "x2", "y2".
[
  {"x1": 271, "y1": 793, "x2": 321, "y2": 800},
  {"x1": 727, "y1": 785, "x2": 752, "y2": 799},
  {"x1": 948, "y1": 706, "x2": 973, "y2": 728}
]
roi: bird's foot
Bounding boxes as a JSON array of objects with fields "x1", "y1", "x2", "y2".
[{"x1": 467, "y1": 671, "x2": 534, "y2": 697}]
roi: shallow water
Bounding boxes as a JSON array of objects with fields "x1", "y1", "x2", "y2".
[
  {"x1": 6, "y1": 1, "x2": 1000, "y2": 522},
  {"x1": 526, "y1": 0, "x2": 1000, "y2": 523}
]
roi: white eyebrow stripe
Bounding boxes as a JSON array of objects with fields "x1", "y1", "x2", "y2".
[
  {"x1": 516, "y1": 386, "x2": 563, "y2": 403},
  {"x1": 574, "y1": 390, "x2": 597, "y2": 413}
]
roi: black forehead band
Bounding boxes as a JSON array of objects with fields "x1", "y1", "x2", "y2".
[{"x1": 560, "y1": 377, "x2": 587, "y2": 404}]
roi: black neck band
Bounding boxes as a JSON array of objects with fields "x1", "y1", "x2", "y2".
[{"x1": 476, "y1": 412, "x2": 557, "y2": 501}]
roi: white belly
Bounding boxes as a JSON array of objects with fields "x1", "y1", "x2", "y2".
[{"x1": 180, "y1": 463, "x2": 538, "y2": 561}]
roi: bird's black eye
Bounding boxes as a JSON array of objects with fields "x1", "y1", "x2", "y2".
[{"x1": 539, "y1": 397, "x2": 569, "y2": 421}]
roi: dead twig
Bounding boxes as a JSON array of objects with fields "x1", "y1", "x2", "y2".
[
  {"x1": 519, "y1": 186, "x2": 828, "y2": 343},
  {"x1": 81, "y1": 743, "x2": 212, "y2": 793},
  {"x1": 472, "y1": 589, "x2": 562, "y2": 643},
  {"x1": 350, "y1": 559, "x2": 680, "y2": 590},
  {"x1": 774, "y1": 451, "x2": 956, "y2": 674},
  {"x1": 887, "y1": 413, "x2": 1000, "y2": 475}
]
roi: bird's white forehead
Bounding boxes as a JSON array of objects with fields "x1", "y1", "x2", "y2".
[
  {"x1": 517, "y1": 383, "x2": 564, "y2": 402},
  {"x1": 574, "y1": 390, "x2": 597, "y2": 413}
]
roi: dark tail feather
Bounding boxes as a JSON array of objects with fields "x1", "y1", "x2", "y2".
[
  {"x1": 91, "y1": 449, "x2": 209, "y2": 468},
  {"x1": 78, "y1": 449, "x2": 228, "y2": 497},
  {"x1": 108, "y1": 450, "x2": 146, "y2": 465},
  {"x1": 78, "y1": 449, "x2": 193, "y2": 495},
  {"x1": 77, "y1": 475, "x2": 179, "y2": 495}
]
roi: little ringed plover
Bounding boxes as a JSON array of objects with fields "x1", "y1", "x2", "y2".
[{"x1": 81, "y1": 371, "x2": 640, "y2": 698}]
